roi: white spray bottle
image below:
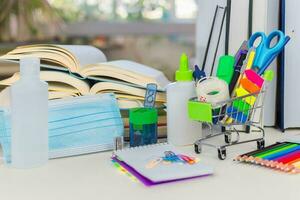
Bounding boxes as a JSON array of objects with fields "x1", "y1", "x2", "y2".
[
  {"x1": 10, "y1": 57, "x2": 48, "y2": 168},
  {"x1": 167, "y1": 53, "x2": 202, "y2": 146}
]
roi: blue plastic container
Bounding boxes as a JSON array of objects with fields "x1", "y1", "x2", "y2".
[{"x1": 129, "y1": 108, "x2": 158, "y2": 147}]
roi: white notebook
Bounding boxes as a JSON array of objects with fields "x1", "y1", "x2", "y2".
[{"x1": 113, "y1": 143, "x2": 213, "y2": 185}]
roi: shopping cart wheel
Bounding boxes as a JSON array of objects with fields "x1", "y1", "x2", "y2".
[
  {"x1": 257, "y1": 139, "x2": 265, "y2": 150},
  {"x1": 224, "y1": 133, "x2": 231, "y2": 143},
  {"x1": 218, "y1": 147, "x2": 226, "y2": 160},
  {"x1": 194, "y1": 143, "x2": 202, "y2": 154}
]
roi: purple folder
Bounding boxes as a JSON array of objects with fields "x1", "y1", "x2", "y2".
[{"x1": 112, "y1": 156, "x2": 212, "y2": 186}]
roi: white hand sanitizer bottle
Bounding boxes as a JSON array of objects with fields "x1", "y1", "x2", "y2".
[
  {"x1": 167, "y1": 53, "x2": 202, "y2": 145},
  {"x1": 11, "y1": 57, "x2": 48, "y2": 168}
]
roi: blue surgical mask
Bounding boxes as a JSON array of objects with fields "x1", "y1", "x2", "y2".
[{"x1": 0, "y1": 93, "x2": 124, "y2": 164}]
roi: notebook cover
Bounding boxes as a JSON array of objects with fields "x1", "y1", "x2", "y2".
[
  {"x1": 113, "y1": 143, "x2": 213, "y2": 183},
  {"x1": 112, "y1": 156, "x2": 212, "y2": 186}
]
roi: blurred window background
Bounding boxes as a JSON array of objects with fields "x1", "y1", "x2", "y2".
[
  {"x1": 0, "y1": 0, "x2": 198, "y2": 80},
  {"x1": 49, "y1": 0, "x2": 197, "y2": 22}
]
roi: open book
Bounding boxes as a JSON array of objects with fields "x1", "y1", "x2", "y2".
[{"x1": 0, "y1": 44, "x2": 170, "y2": 108}]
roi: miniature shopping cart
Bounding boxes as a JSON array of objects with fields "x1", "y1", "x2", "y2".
[{"x1": 188, "y1": 84, "x2": 268, "y2": 160}]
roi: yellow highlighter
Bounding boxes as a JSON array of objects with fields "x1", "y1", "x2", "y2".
[
  {"x1": 235, "y1": 87, "x2": 256, "y2": 106},
  {"x1": 246, "y1": 49, "x2": 256, "y2": 70}
]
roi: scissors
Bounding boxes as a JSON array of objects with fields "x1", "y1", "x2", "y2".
[{"x1": 248, "y1": 30, "x2": 290, "y2": 75}]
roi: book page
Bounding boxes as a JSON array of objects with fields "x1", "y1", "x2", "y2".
[
  {"x1": 90, "y1": 82, "x2": 166, "y2": 102},
  {"x1": 116, "y1": 98, "x2": 143, "y2": 109},
  {"x1": 1, "y1": 52, "x2": 75, "y2": 71},
  {"x1": 0, "y1": 87, "x2": 77, "y2": 107},
  {"x1": 81, "y1": 60, "x2": 170, "y2": 89},
  {"x1": 0, "y1": 71, "x2": 90, "y2": 95},
  {"x1": 1, "y1": 57, "x2": 70, "y2": 72},
  {"x1": 104, "y1": 60, "x2": 168, "y2": 82},
  {"x1": 48, "y1": 91, "x2": 78, "y2": 99},
  {"x1": 1, "y1": 44, "x2": 107, "y2": 72},
  {"x1": 58, "y1": 45, "x2": 107, "y2": 69}
]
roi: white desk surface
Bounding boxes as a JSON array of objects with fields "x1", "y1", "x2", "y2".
[{"x1": 0, "y1": 128, "x2": 299, "y2": 200}]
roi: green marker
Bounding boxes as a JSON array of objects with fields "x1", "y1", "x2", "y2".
[{"x1": 216, "y1": 55, "x2": 235, "y2": 84}]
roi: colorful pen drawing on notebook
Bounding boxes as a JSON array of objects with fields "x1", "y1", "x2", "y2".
[
  {"x1": 112, "y1": 143, "x2": 213, "y2": 186},
  {"x1": 235, "y1": 142, "x2": 300, "y2": 174}
]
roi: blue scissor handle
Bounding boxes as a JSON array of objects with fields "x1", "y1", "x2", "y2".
[
  {"x1": 248, "y1": 32, "x2": 266, "y2": 67},
  {"x1": 257, "y1": 36, "x2": 290, "y2": 75},
  {"x1": 248, "y1": 30, "x2": 286, "y2": 69}
]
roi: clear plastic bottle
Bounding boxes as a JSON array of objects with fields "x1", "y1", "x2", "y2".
[
  {"x1": 11, "y1": 57, "x2": 48, "y2": 168},
  {"x1": 167, "y1": 53, "x2": 202, "y2": 145}
]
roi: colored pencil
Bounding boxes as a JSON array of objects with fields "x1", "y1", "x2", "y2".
[
  {"x1": 275, "y1": 150, "x2": 300, "y2": 164},
  {"x1": 262, "y1": 145, "x2": 300, "y2": 160},
  {"x1": 241, "y1": 142, "x2": 286, "y2": 157},
  {"x1": 234, "y1": 142, "x2": 287, "y2": 162},
  {"x1": 235, "y1": 142, "x2": 300, "y2": 174},
  {"x1": 290, "y1": 160, "x2": 300, "y2": 174},
  {"x1": 288, "y1": 157, "x2": 300, "y2": 165},
  {"x1": 250, "y1": 143, "x2": 292, "y2": 159},
  {"x1": 255, "y1": 143, "x2": 298, "y2": 158},
  {"x1": 293, "y1": 160, "x2": 300, "y2": 168},
  {"x1": 260, "y1": 145, "x2": 300, "y2": 168},
  {"x1": 269, "y1": 151, "x2": 300, "y2": 170},
  {"x1": 246, "y1": 143, "x2": 294, "y2": 164}
]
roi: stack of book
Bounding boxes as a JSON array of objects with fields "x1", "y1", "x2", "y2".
[{"x1": 0, "y1": 44, "x2": 170, "y2": 137}]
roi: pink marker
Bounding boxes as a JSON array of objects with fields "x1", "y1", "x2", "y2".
[{"x1": 244, "y1": 69, "x2": 264, "y2": 88}]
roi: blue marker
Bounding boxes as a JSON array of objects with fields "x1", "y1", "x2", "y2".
[{"x1": 193, "y1": 65, "x2": 206, "y2": 82}]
